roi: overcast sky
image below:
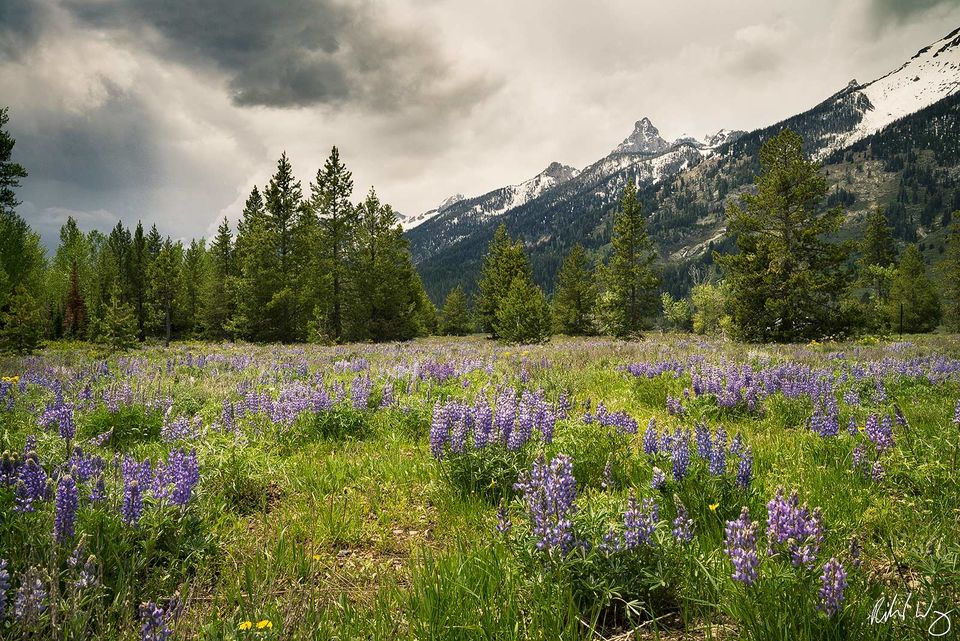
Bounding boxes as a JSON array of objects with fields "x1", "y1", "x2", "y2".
[{"x1": 3, "y1": 0, "x2": 960, "y2": 247}]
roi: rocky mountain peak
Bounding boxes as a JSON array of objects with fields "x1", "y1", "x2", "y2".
[{"x1": 613, "y1": 117, "x2": 670, "y2": 155}]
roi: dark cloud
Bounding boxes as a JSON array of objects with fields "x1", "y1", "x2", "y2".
[
  {"x1": 63, "y1": 0, "x2": 496, "y2": 112},
  {"x1": 869, "y1": 0, "x2": 960, "y2": 24},
  {"x1": 0, "y1": 0, "x2": 48, "y2": 60}
]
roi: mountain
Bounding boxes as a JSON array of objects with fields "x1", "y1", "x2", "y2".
[
  {"x1": 399, "y1": 194, "x2": 464, "y2": 229},
  {"x1": 407, "y1": 27, "x2": 960, "y2": 303}
]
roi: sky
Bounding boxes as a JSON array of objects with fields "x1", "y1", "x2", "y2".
[{"x1": 3, "y1": 0, "x2": 960, "y2": 248}]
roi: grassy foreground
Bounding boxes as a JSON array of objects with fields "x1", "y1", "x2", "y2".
[{"x1": 1, "y1": 335, "x2": 959, "y2": 640}]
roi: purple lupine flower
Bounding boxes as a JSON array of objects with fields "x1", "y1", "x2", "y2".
[
  {"x1": 13, "y1": 568, "x2": 47, "y2": 623},
  {"x1": 167, "y1": 449, "x2": 200, "y2": 507},
  {"x1": 671, "y1": 430, "x2": 691, "y2": 481},
  {"x1": 650, "y1": 466, "x2": 666, "y2": 491},
  {"x1": 600, "y1": 527, "x2": 623, "y2": 554},
  {"x1": 695, "y1": 422, "x2": 712, "y2": 460},
  {"x1": 847, "y1": 416, "x2": 858, "y2": 436},
  {"x1": 623, "y1": 495, "x2": 658, "y2": 549},
  {"x1": 0, "y1": 450, "x2": 17, "y2": 486},
  {"x1": 139, "y1": 601, "x2": 174, "y2": 641},
  {"x1": 642, "y1": 418, "x2": 659, "y2": 456},
  {"x1": 730, "y1": 432, "x2": 745, "y2": 457},
  {"x1": 666, "y1": 396, "x2": 684, "y2": 416},
  {"x1": 865, "y1": 414, "x2": 895, "y2": 454},
  {"x1": 672, "y1": 496, "x2": 693, "y2": 544},
  {"x1": 14, "y1": 456, "x2": 47, "y2": 513},
  {"x1": 817, "y1": 558, "x2": 847, "y2": 617},
  {"x1": 74, "y1": 555, "x2": 98, "y2": 590},
  {"x1": 472, "y1": 400, "x2": 493, "y2": 449},
  {"x1": 842, "y1": 389, "x2": 860, "y2": 406},
  {"x1": 849, "y1": 536, "x2": 862, "y2": 569},
  {"x1": 350, "y1": 375, "x2": 372, "y2": 411},
  {"x1": 601, "y1": 457, "x2": 614, "y2": 490},
  {"x1": 724, "y1": 507, "x2": 760, "y2": 585},
  {"x1": 89, "y1": 475, "x2": 106, "y2": 503},
  {"x1": 0, "y1": 559, "x2": 9, "y2": 617},
  {"x1": 953, "y1": 400, "x2": 960, "y2": 427},
  {"x1": 735, "y1": 448, "x2": 753, "y2": 489},
  {"x1": 90, "y1": 429, "x2": 113, "y2": 448},
  {"x1": 871, "y1": 461, "x2": 885, "y2": 482},
  {"x1": 429, "y1": 402, "x2": 448, "y2": 459},
  {"x1": 709, "y1": 427, "x2": 727, "y2": 476},
  {"x1": 54, "y1": 474, "x2": 79, "y2": 544},
  {"x1": 122, "y1": 480, "x2": 144, "y2": 527},
  {"x1": 514, "y1": 454, "x2": 577, "y2": 555},
  {"x1": 765, "y1": 488, "x2": 824, "y2": 569},
  {"x1": 495, "y1": 501, "x2": 512, "y2": 536},
  {"x1": 852, "y1": 444, "x2": 866, "y2": 473},
  {"x1": 379, "y1": 383, "x2": 394, "y2": 408}
]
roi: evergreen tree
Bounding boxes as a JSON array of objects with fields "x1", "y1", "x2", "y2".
[
  {"x1": 439, "y1": 286, "x2": 471, "y2": 336},
  {"x1": 202, "y1": 218, "x2": 234, "y2": 339},
  {"x1": 97, "y1": 288, "x2": 138, "y2": 351},
  {"x1": 148, "y1": 238, "x2": 183, "y2": 345},
  {"x1": 0, "y1": 286, "x2": 42, "y2": 353},
  {"x1": 494, "y1": 276, "x2": 552, "y2": 344},
  {"x1": 230, "y1": 186, "x2": 279, "y2": 341},
  {"x1": 130, "y1": 222, "x2": 148, "y2": 340},
  {"x1": 62, "y1": 261, "x2": 86, "y2": 338},
  {"x1": 475, "y1": 225, "x2": 531, "y2": 338},
  {"x1": 179, "y1": 239, "x2": 206, "y2": 338},
  {"x1": 0, "y1": 107, "x2": 45, "y2": 344},
  {"x1": 263, "y1": 152, "x2": 302, "y2": 341},
  {"x1": 941, "y1": 221, "x2": 960, "y2": 331},
  {"x1": 718, "y1": 129, "x2": 852, "y2": 342},
  {"x1": 887, "y1": 244, "x2": 940, "y2": 333},
  {"x1": 551, "y1": 244, "x2": 597, "y2": 335},
  {"x1": 857, "y1": 207, "x2": 898, "y2": 324},
  {"x1": 310, "y1": 147, "x2": 356, "y2": 342}
]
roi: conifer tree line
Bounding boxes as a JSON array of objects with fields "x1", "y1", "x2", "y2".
[
  {"x1": 0, "y1": 108, "x2": 435, "y2": 351},
  {"x1": 3, "y1": 103, "x2": 960, "y2": 352}
]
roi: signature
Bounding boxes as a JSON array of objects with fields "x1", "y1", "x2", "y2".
[{"x1": 868, "y1": 592, "x2": 954, "y2": 637}]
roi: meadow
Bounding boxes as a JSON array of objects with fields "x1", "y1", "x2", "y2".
[{"x1": 0, "y1": 334, "x2": 959, "y2": 640}]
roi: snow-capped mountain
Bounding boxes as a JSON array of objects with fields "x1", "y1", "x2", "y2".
[
  {"x1": 818, "y1": 27, "x2": 960, "y2": 155},
  {"x1": 407, "y1": 27, "x2": 960, "y2": 303},
  {"x1": 613, "y1": 117, "x2": 670, "y2": 155},
  {"x1": 401, "y1": 162, "x2": 579, "y2": 232}
]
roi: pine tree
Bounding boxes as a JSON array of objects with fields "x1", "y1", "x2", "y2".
[
  {"x1": 130, "y1": 222, "x2": 148, "y2": 340},
  {"x1": 148, "y1": 238, "x2": 183, "y2": 346},
  {"x1": 857, "y1": 207, "x2": 898, "y2": 322},
  {"x1": 494, "y1": 276, "x2": 551, "y2": 344},
  {"x1": 718, "y1": 129, "x2": 852, "y2": 342},
  {"x1": 263, "y1": 152, "x2": 303, "y2": 342},
  {"x1": 97, "y1": 288, "x2": 138, "y2": 351},
  {"x1": 0, "y1": 286, "x2": 42, "y2": 354},
  {"x1": 230, "y1": 186, "x2": 279, "y2": 341},
  {"x1": 475, "y1": 225, "x2": 531, "y2": 338},
  {"x1": 202, "y1": 218, "x2": 234, "y2": 339},
  {"x1": 0, "y1": 107, "x2": 28, "y2": 217},
  {"x1": 439, "y1": 286, "x2": 471, "y2": 336},
  {"x1": 552, "y1": 244, "x2": 597, "y2": 335},
  {"x1": 941, "y1": 221, "x2": 960, "y2": 331},
  {"x1": 310, "y1": 147, "x2": 356, "y2": 342},
  {"x1": 62, "y1": 261, "x2": 86, "y2": 338},
  {"x1": 888, "y1": 244, "x2": 940, "y2": 333},
  {"x1": 604, "y1": 180, "x2": 659, "y2": 337},
  {"x1": 179, "y1": 239, "x2": 206, "y2": 338}
]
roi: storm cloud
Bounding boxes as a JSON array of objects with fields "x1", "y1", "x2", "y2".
[{"x1": 2, "y1": 0, "x2": 960, "y2": 250}]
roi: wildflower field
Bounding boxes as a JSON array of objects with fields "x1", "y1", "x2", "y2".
[{"x1": 1, "y1": 335, "x2": 959, "y2": 640}]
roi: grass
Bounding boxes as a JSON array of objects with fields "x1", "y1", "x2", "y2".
[{"x1": 0, "y1": 334, "x2": 959, "y2": 639}]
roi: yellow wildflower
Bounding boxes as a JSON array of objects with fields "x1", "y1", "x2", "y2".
[
  {"x1": 238, "y1": 621, "x2": 253, "y2": 631},
  {"x1": 256, "y1": 619, "x2": 273, "y2": 630},
  {"x1": 709, "y1": 503, "x2": 719, "y2": 512},
  {"x1": 312, "y1": 554, "x2": 322, "y2": 561}
]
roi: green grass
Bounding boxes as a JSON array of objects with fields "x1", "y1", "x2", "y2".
[{"x1": 0, "y1": 334, "x2": 959, "y2": 639}]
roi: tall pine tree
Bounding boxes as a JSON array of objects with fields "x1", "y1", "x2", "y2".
[
  {"x1": 603, "y1": 180, "x2": 659, "y2": 337},
  {"x1": 202, "y1": 218, "x2": 234, "y2": 339},
  {"x1": 941, "y1": 220, "x2": 960, "y2": 331},
  {"x1": 552, "y1": 244, "x2": 597, "y2": 335},
  {"x1": 475, "y1": 225, "x2": 531, "y2": 338},
  {"x1": 887, "y1": 244, "x2": 940, "y2": 333},
  {"x1": 718, "y1": 129, "x2": 852, "y2": 342}
]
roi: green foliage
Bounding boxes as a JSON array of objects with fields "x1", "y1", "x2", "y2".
[
  {"x1": 719, "y1": 129, "x2": 853, "y2": 342},
  {"x1": 604, "y1": 181, "x2": 659, "y2": 337},
  {"x1": 476, "y1": 225, "x2": 533, "y2": 338},
  {"x1": 660, "y1": 292, "x2": 692, "y2": 331},
  {"x1": 691, "y1": 281, "x2": 733, "y2": 336},
  {"x1": 941, "y1": 221, "x2": 960, "y2": 331},
  {"x1": 202, "y1": 218, "x2": 234, "y2": 340},
  {"x1": 552, "y1": 244, "x2": 597, "y2": 336},
  {"x1": 887, "y1": 244, "x2": 940, "y2": 333},
  {"x1": 0, "y1": 285, "x2": 43, "y2": 353},
  {"x1": 494, "y1": 276, "x2": 552, "y2": 344},
  {"x1": 96, "y1": 290, "x2": 138, "y2": 351},
  {"x1": 439, "y1": 286, "x2": 472, "y2": 336}
]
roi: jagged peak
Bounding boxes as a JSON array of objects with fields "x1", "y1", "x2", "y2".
[{"x1": 614, "y1": 117, "x2": 670, "y2": 155}]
